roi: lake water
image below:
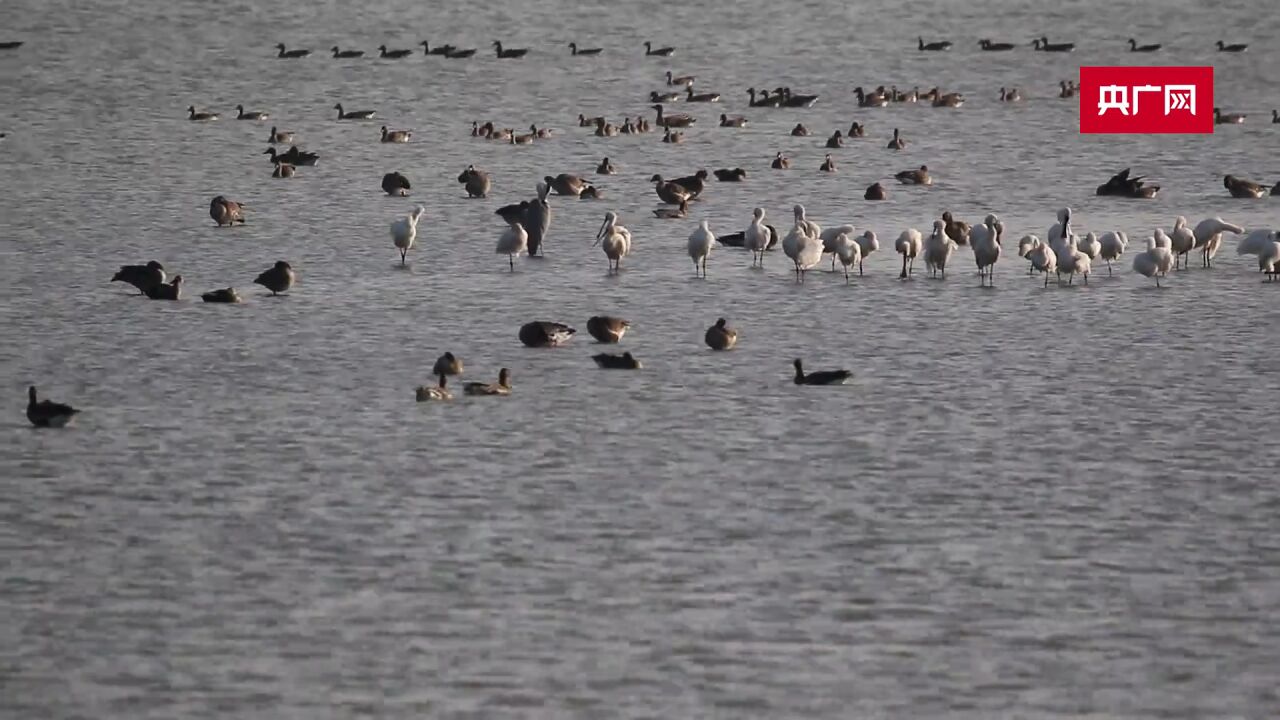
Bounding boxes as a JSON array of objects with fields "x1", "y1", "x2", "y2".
[{"x1": 3, "y1": 0, "x2": 1279, "y2": 717}]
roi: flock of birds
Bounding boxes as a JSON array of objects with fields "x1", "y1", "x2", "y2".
[{"x1": 10, "y1": 35, "x2": 1280, "y2": 425}]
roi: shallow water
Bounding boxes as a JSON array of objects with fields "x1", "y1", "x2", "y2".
[{"x1": 3, "y1": 0, "x2": 1280, "y2": 717}]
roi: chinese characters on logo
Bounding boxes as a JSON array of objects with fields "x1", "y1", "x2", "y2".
[
  {"x1": 1079, "y1": 67, "x2": 1213, "y2": 134},
  {"x1": 1097, "y1": 84, "x2": 1197, "y2": 116}
]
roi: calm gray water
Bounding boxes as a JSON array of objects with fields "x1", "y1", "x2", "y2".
[{"x1": 3, "y1": 0, "x2": 1280, "y2": 717}]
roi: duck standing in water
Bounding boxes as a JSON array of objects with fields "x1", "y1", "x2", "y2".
[
  {"x1": 254, "y1": 261, "x2": 295, "y2": 295},
  {"x1": 209, "y1": 196, "x2": 245, "y2": 226}
]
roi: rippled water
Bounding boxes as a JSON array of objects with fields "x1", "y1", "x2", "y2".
[{"x1": 3, "y1": 0, "x2": 1280, "y2": 717}]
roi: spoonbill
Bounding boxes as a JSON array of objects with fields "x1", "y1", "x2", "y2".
[
  {"x1": 687, "y1": 219, "x2": 715, "y2": 277},
  {"x1": 390, "y1": 206, "x2": 425, "y2": 265}
]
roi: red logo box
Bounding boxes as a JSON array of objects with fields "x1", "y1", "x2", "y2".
[{"x1": 1079, "y1": 66, "x2": 1214, "y2": 134}]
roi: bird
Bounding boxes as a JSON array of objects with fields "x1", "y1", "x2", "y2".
[
  {"x1": 415, "y1": 376, "x2": 452, "y2": 402},
  {"x1": 714, "y1": 168, "x2": 747, "y2": 182},
  {"x1": 524, "y1": 182, "x2": 553, "y2": 257},
  {"x1": 519, "y1": 321, "x2": 576, "y2": 348},
  {"x1": 594, "y1": 211, "x2": 632, "y2": 273},
  {"x1": 865, "y1": 183, "x2": 887, "y2": 201},
  {"x1": 854, "y1": 87, "x2": 889, "y2": 107},
  {"x1": 719, "y1": 114, "x2": 748, "y2": 128},
  {"x1": 545, "y1": 173, "x2": 592, "y2": 197},
  {"x1": 419, "y1": 41, "x2": 455, "y2": 56},
  {"x1": 821, "y1": 224, "x2": 856, "y2": 269},
  {"x1": 644, "y1": 41, "x2": 675, "y2": 56},
  {"x1": 651, "y1": 175, "x2": 692, "y2": 205},
  {"x1": 688, "y1": 219, "x2": 715, "y2": 277},
  {"x1": 886, "y1": 128, "x2": 905, "y2": 149},
  {"x1": 1098, "y1": 231, "x2": 1129, "y2": 275},
  {"x1": 587, "y1": 316, "x2": 631, "y2": 344},
  {"x1": 918, "y1": 37, "x2": 953, "y2": 51},
  {"x1": 941, "y1": 211, "x2": 971, "y2": 246},
  {"x1": 1032, "y1": 38, "x2": 1075, "y2": 52},
  {"x1": 444, "y1": 46, "x2": 477, "y2": 59},
  {"x1": 832, "y1": 232, "x2": 862, "y2": 283},
  {"x1": 999, "y1": 87, "x2": 1023, "y2": 102},
  {"x1": 187, "y1": 105, "x2": 218, "y2": 121},
  {"x1": 704, "y1": 318, "x2": 738, "y2": 351},
  {"x1": 264, "y1": 146, "x2": 319, "y2": 166},
  {"x1": 978, "y1": 39, "x2": 1016, "y2": 51},
  {"x1": 686, "y1": 86, "x2": 721, "y2": 103},
  {"x1": 651, "y1": 104, "x2": 695, "y2": 128},
  {"x1": 380, "y1": 126, "x2": 412, "y2": 143},
  {"x1": 662, "y1": 127, "x2": 684, "y2": 143},
  {"x1": 457, "y1": 165, "x2": 490, "y2": 197},
  {"x1": 1056, "y1": 235, "x2": 1092, "y2": 285},
  {"x1": 579, "y1": 186, "x2": 604, "y2": 200},
  {"x1": 1133, "y1": 236, "x2": 1175, "y2": 287},
  {"x1": 464, "y1": 369, "x2": 513, "y2": 396},
  {"x1": 209, "y1": 196, "x2": 245, "y2": 226},
  {"x1": 492, "y1": 41, "x2": 529, "y2": 58},
  {"x1": 744, "y1": 208, "x2": 771, "y2": 267},
  {"x1": 432, "y1": 352, "x2": 464, "y2": 380},
  {"x1": 896, "y1": 165, "x2": 932, "y2": 185},
  {"x1": 569, "y1": 42, "x2": 602, "y2": 56},
  {"x1": 1193, "y1": 217, "x2": 1245, "y2": 267},
  {"x1": 26, "y1": 386, "x2": 80, "y2": 428},
  {"x1": 1095, "y1": 167, "x2": 1159, "y2": 198},
  {"x1": 378, "y1": 44, "x2": 413, "y2": 59},
  {"x1": 650, "y1": 89, "x2": 681, "y2": 103},
  {"x1": 254, "y1": 261, "x2": 295, "y2": 296},
  {"x1": 0, "y1": 41, "x2": 25, "y2": 50},
  {"x1": 1129, "y1": 38, "x2": 1162, "y2": 52},
  {"x1": 275, "y1": 43, "x2": 310, "y2": 58},
  {"x1": 923, "y1": 220, "x2": 957, "y2": 279},
  {"x1": 1216, "y1": 41, "x2": 1248, "y2": 52},
  {"x1": 782, "y1": 207, "x2": 823, "y2": 282},
  {"x1": 1275, "y1": 110, "x2": 1280, "y2": 124},
  {"x1": 819, "y1": 154, "x2": 837, "y2": 172},
  {"x1": 969, "y1": 214, "x2": 1003, "y2": 286},
  {"x1": 391, "y1": 206, "x2": 425, "y2": 265},
  {"x1": 382, "y1": 171, "x2": 411, "y2": 196},
  {"x1": 847, "y1": 121, "x2": 865, "y2": 137},
  {"x1": 145, "y1": 274, "x2": 182, "y2": 300},
  {"x1": 1224, "y1": 175, "x2": 1266, "y2": 198},
  {"x1": 235, "y1": 104, "x2": 269, "y2": 120},
  {"x1": 495, "y1": 214, "x2": 528, "y2": 271},
  {"x1": 593, "y1": 352, "x2": 642, "y2": 369},
  {"x1": 1028, "y1": 241, "x2": 1058, "y2": 287},
  {"x1": 1235, "y1": 229, "x2": 1280, "y2": 260},
  {"x1": 792, "y1": 359, "x2": 851, "y2": 386},
  {"x1": 896, "y1": 228, "x2": 923, "y2": 278},
  {"x1": 111, "y1": 261, "x2": 166, "y2": 295},
  {"x1": 201, "y1": 288, "x2": 242, "y2": 303},
  {"x1": 653, "y1": 199, "x2": 689, "y2": 220},
  {"x1": 771, "y1": 152, "x2": 791, "y2": 169},
  {"x1": 331, "y1": 46, "x2": 365, "y2": 58},
  {"x1": 849, "y1": 231, "x2": 879, "y2": 276},
  {"x1": 1214, "y1": 108, "x2": 1246, "y2": 124},
  {"x1": 334, "y1": 103, "x2": 376, "y2": 120},
  {"x1": 666, "y1": 71, "x2": 695, "y2": 85},
  {"x1": 1169, "y1": 216, "x2": 1197, "y2": 269},
  {"x1": 597, "y1": 157, "x2": 617, "y2": 175},
  {"x1": 272, "y1": 163, "x2": 296, "y2": 178},
  {"x1": 267, "y1": 126, "x2": 294, "y2": 144}
]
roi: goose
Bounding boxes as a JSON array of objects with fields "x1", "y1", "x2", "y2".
[
  {"x1": 941, "y1": 211, "x2": 970, "y2": 246},
  {"x1": 886, "y1": 128, "x2": 905, "y2": 149},
  {"x1": 594, "y1": 117, "x2": 619, "y2": 136},
  {"x1": 187, "y1": 105, "x2": 218, "y2": 121},
  {"x1": 705, "y1": 318, "x2": 737, "y2": 351},
  {"x1": 1235, "y1": 228, "x2": 1280, "y2": 260},
  {"x1": 272, "y1": 162, "x2": 296, "y2": 178},
  {"x1": 26, "y1": 387, "x2": 80, "y2": 428},
  {"x1": 1132, "y1": 237, "x2": 1175, "y2": 286},
  {"x1": 1273, "y1": 110, "x2": 1279, "y2": 124},
  {"x1": 112, "y1": 261, "x2": 166, "y2": 295},
  {"x1": 1129, "y1": 38, "x2": 1162, "y2": 52},
  {"x1": 778, "y1": 87, "x2": 819, "y2": 107},
  {"x1": 719, "y1": 113, "x2": 748, "y2": 127},
  {"x1": 377, "y1": 45, "x2": 413, "y2": 59},
  {"x1": 1027, "y1": 240, "x2": 1058, "y2": 286},
  {"x1": 519, "y1": 321, "x2": 576, "y2": 348},
  {"x1": 209, "y1": 196, "x2": 245, "y2": 226},
  {"x1": 525, "y1": 182, "x2": 553, "y2": 257},
  {"x1": 686, "y1": 86, "x2": 721, "y2": 103},
  {"x1": 651, "y1": 104, "x2": 695, "y2": 127},
  {"x1": 619, "y1": 118, "x2": 636, "y2": 134},
  {"x1": 999, "y1": 87, "x2": 1023, "y2": 102},
  {"x1": 509, "y1": 129, "x2": 535, "y2": 144},
  {"x1": 415, "y1": 376, "x2": 452, "y2": 402},
  {"x1": 145, "y1": 274, "x2": 182, "y2": 300},
  {"x1": 653, "y1": 198, "x2": 689, "y2": 219},
  {"x1": 593, "y1": 211, "x2": 632, "y2": 273},
  {"x1": 391, "y1": 206, "x2": 425, "y2": 265},
  {"x1": 662, "y1": 127, "x2": 684, "y2": 143},
  {"x1": 922, "y1": 220, "x2": 956, "y2": 279},
  {"x1": 0, "y1": 41, "x2": 25, "y2": 50},
  {"x1": 714, "y1": 168, "x2": 746, "y2": 182},
  {"x1": 1216, "y1": 41, "x2": 1248, "y2": 52},
  {"x1": 334, "y1": 103, "x2": 375, "y2": 120},
  {"x1": 1032, "y1": 38, "x2": 1075, "y2": 52},
  {"x1": 649, "y1": 90, "x2": 681, "y2": 103},
  {"x1": 267, "y1": 126, "x2": 294, "y2": 144},
  {"x1": 457, "y1": 165, "x2": 490, "y2": 197},
  {"x1": 853, "y1": 87, "x2": 889, "y2": 107},
  {"x1": 644, "y1": 41, "x2": 675, "y2": 56},
  {"x1": 332, "y1": 46, "x2": 365, "y2": 58},
  {"x1": 254, "y1": 261, "x2": 295, "y2": 295},
  {"x1": 865, "y1": 182, "x2": 887, "y2": 200},
  {"x1": 819, "y1": 154, "x2": 837, "y2": 172},
  {"x1": 545, "y1": 173, "x2": 591, "y2": 197},
  {"x1": 201, "y1": 288, "x2": 242, "y2": 303},
  {"x1": 529, "y1": 124, "x2": 552, "y2": 139},
  {"x1": 589, "y1": 158, "x2": 615, "y2": 178},
  {"x1": 587, "y1": 316, "x2": 631, "y2": 343},
  {"x1": 931, "y1": 91, "x2": 964, "y2": 107},
  {"x1": 747, "y1": 88, "x2": 785, "y2": 107},
  {"x1": 744, "y1": 208, "x2": 771, "y2": 267},
  {"x1": 464, "y1": 369, "x2": 513, "y2": 396},
  {"x1": 825, "y1": 130, "x2": 844, "y2": 148},
  {"x1": 1224, "y1": 174, "x2": 1266, "y2": 198},
  {"x1": 492, "y1": 41, "x2": 528, "y2": 58},
  {"x1": 1169, "y1": 216, "x2": 1197, "y2": 269},
  {"x1": 593, "y1": 352, "x2": 642, "y2": 370},
  {"x1": 895, "y1": 228, "x2": 923, "y2": 278},
  {"x1": 1096, "y1": 167, "x2": 1159, "y2": 198},
  {"x1": 275, "y1": 43, "x2": 310, "y2": 58},
  {"x1": 445, "y1": 46, "x2": 477, "y2": 59},
  {"x1": 666, "y1": 71, "x2": 695, "y2": 86},
  {"x1": 979, "y1": 39, "x2": 1016, "y2": 51},
  {"x1": 1214, "y1": 108, "x2": 1246, "y2": 124},
  {"x1": 495, "y1": 215, "x2": 528, "y2": 271},
  {"x1": 382, "y1": 171, "x2": 411, "y2": 196},
  {"x1": 1059, "y1": 80, "x2": 1078, "y2": 98},
  {"x1": 380, "y1": 126, "x2": 412, "y2": 143},
  {"x1": 264, "y1": 145, "x2": 319, "y2": 166},
  {"x1": 420, "y1": 41, "x2": 455, "y2": 56},
  {"x1": 579, "y1": 186, "x2": 604, "y2": 200},
  {"x1": 771, "y1": 152, "x2": 791, "y2": 169},
  {"x1": 495, "y1": 200, "x2": 530, "y2": 226},
  {"x1": 918, "y1": 37, "x2": 953, "y2": 51},
  {"x1": 431, "y1": 352, "x2": 464, "y2": 380},
  {"x1": 1098, "y1": 231, "x2": 1128, "y2": 275},
  {"x1": 970, "y1": 214, "x2": 1003, "y2": 285},
  {"x1": 896, "y1": 165, "x2": 932, "y2": 185},
  {"x1": 235, "y1": 104, "x2": 269, "y2": 120},
  {"x1": 848, "y1": 121, "x2": 865, "y2": 137},
  {"x1": 790, "y1": 123, "x2": 810, "y2": 136},
  {"x1": 793, "y1": 359, "x2": 851, "y2": 386},
  {"x1": 651, "y1": 175, "x2": 692, "y2": 204},
  {"x1": 1273, "y1": 181, "x2": 1280, "y2": 196},
  {"x1": 782, "y1": 209, "x2": 823, "y2": 282},
  {"x1": 687, "y1": 219, "x2": 715, "y2": 277},
  {"x1": 832, "y1": 232, "x2": 862, "y2": 283},
  {"x1": 569, "y1": 42, "x2": 603, "y2": 56}
]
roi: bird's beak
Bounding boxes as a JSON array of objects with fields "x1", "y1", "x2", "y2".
[{"x1": 594, "y1": 218, "x2": 608, "y2": 245}]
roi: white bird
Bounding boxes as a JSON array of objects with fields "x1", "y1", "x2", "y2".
[
  {"x1": 969, "y1": 213, "x2": 1003, "y2": 285},
  {"x1": 792, "y1": 204, "x2": 822, "y2": 238},
  {"x1": 1027, "y1": 241, "x2": 1057, "y2": 286},
  {"x1": 594, "y1": 211, "x2": 632, "y2": 273},
  {"x1": 895, "y1": 228, "x2": 923, "y2": 278},
  {"x1": 922, "y1": 220, "x2": 956, "y2": 279},
  {"x1": 853, "y1": 230, "x2": 879, "y2": 276},
  {"x1": 1259, "y1": 240, "x2": 1280, "y2": 280},
  {"x1": 782, "y1": 216, "x2": 823, "y2": 282},
  {"x1": 1169, "y1": 216, "x2": 1196, "y2": 270},
  {"x1": 1098, "y1": 231, "x2": 1128, "y2": 276},
  {"x1": 1047, "y1": 206, "x2": 1074, "y2": 248},
  {"x1": 1236, "y1": 228, "x2": 1280, "y2": 262},
  {"x1": 495, "y1": 216, "x2": 528, "y2": 271},
  {"x1": 1078, "y1": 231, "x2": 1102, "y2": 264},
  {"x1": 1153, "y1": 228, "x2": 1173, "y2": 250},
  {"x1": 1017, "y1": 234, "x2": 1041, "y2": 274},
  {"x1": 1057, "y1": 235, "x2": 1091, "y2": 285},
  {"x1": 687, "y1": 219, "x2": 715, "y2": 277},
  {"x1": 1192, "y1": 216, "x2": 1245, "y2": 267},
  {"x1": 1132, "y1": 236, "x2": 1175, "y2": 287},
  {"x1": 833, "y1": 232, "x2": 862, "y2": 282},
  {"x1": 744, "y1": 207, "x2": 770, "y2": 267},
  {"x1": 390, "y1": 205, "x2": 425, "y2": 265},
  {"x1": 820, "y1": 224, "x2": 856, "y2": 270}
]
